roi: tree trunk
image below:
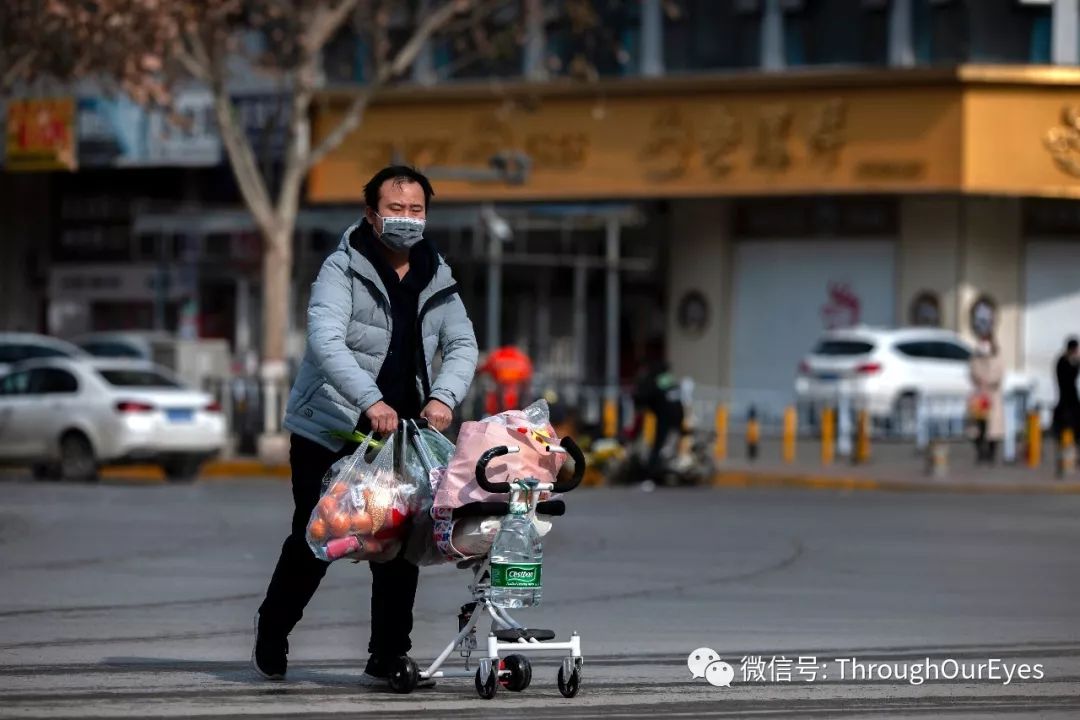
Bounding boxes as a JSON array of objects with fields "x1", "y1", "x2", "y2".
[{"x1": 259, "y1": 222, "x2": 294, "y2": 434}]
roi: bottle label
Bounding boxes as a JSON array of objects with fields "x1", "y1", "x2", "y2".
[{"x1": 490, "y1": 562, "x2": 542, "y2": 588}]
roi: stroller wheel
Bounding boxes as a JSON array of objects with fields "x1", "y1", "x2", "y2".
[
  {"x1": 500, "y1": 654, "x2": 532, "y2": 692},
  {"x1": 557, "y1": 664, "x2": 581, "y2": 698},
  {"x1": 475, "y1": 665, "x2": 499, "y2": 699},
  {"x1": 388, "y1": 656, "x2": 419, "y2": 694}
]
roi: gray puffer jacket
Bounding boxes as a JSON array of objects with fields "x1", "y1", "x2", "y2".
[{"x1": 283, "y1": 222, "x2": 479, "y2": 451}]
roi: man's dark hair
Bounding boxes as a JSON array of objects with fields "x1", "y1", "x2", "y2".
[
  {"x1": 1068, "y1": 337, "x2": 1079, "y2": 352},
  {"x1": 363, "y1": 165, "x2": 435, "y2": 210}
]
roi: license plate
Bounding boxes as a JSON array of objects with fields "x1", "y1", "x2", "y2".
[
  {"x1": 817, "y1": 372, "x2": 840, "y2": 381},
  {"x1": 166, "y1": 409, "x2": 194, "y2": 423}
]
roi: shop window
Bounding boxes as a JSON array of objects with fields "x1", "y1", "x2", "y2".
[
  {"x1": 545, "y1": 0, "x2": 641, "y2": 78},
  {"x1": 735, "y1": 197, "x2": 898, "y2": 238},
  {"x1": 664, "y1": 0, "x2": 761, "y2": 72},
  {"x1": 784, "y1": 0, "x2": 889, "y2": 67},
  {"x1": 436, "y1": 2, "x2": 523, "y2": 80},
  {"x1": 913, "y1": 0, "x2": 1051, "y2": 65},
  {"x1": 1023, "y1": 198, "x2": 1080, "y2": 236},
  {"x1": 324, "y1": 1, "x2": 432, "y2": 83}
]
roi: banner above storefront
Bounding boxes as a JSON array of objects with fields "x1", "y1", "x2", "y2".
[
  {"x1": 77, "y1": 89, "x2": 221, "y2": 167},
  {"x1": 308, "y1": 66, "x2": 1080, "y2": 202},
  {"x1": 75, "y1": 89, "x2": 289, "y2": 168}
]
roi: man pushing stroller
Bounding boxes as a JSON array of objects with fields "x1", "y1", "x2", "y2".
[{"x1": 251, "y1": 166, "x2": 478, "y2": 685}]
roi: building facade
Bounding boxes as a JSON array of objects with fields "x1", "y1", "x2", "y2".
[
  {"x1": 308, "y1": 0, "x2": 1080, "y2": 414},
  {"x1": 4, "y1": 0, "x2": 1080, "y2": 413}
]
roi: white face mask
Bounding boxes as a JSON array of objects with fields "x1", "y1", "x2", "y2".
[{"x1": 375, "y1": 213, "x2": 425, "y2": 252}]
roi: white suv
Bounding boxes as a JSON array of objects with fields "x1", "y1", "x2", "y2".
[{"x1": 795, "y1": 327, "x2": 1035, "y2": 431}]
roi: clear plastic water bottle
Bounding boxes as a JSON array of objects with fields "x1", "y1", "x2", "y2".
[{"x1": 489, "y1": 489, "x2": 543, "y2": 608}]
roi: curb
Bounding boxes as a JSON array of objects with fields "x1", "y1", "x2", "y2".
[
  {"x1": 709, "y1": 469, "x2": 1080, "y2": 495},
  {"x1": 95, "y1": 463, "x2": 1080, "y2": 495},
  {"x1": 99, "y1": 460, "x2": 291, "y2": 483}
]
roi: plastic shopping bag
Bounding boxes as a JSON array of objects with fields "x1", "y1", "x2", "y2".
[{"x1": 305, "y1": 432, "x2": 421, "y2": 564}]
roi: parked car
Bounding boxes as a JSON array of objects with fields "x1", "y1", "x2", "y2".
[
  {"x1": 72, "y1": 331, "x2": 175, "y2": 361},
  {"x1": 0, "y1": 358, "x2": 227, "y2": 482},
  {"x1": 795, "y1": 327, "x2": 1035, "y2": 432},
  {"x1": 0, "y1": 333, "x2": 89, "y2": 376}
]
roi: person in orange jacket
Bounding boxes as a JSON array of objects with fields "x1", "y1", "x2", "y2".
[{"x1": 478, "y1": 346, "x2": 533, "y2": 414}]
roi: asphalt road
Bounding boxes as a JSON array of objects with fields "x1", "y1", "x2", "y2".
[{"x1": 1, "y1": 474, "x2": 1078, "y2": 718}]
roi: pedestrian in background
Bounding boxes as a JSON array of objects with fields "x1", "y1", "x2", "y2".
[
  {"x1": 1053, "y1": 336, "x2": 1080, "y2": 444},
  {"x1": 969, "y1": 335, "x2": 1005, "y2": 465}
]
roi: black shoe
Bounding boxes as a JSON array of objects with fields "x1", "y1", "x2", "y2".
[
  {"x1": 359, "y1": 655, "x2": 435, "y2": 688},
  {"x1": 251, "y1": 612, "x2": 288, "y2": 681}
]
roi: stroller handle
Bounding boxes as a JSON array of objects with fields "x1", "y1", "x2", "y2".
[
  {"x1": 552, "y1": 436, "x2": 586, "y2": 493},
  {"x1": 475, "y1": 446, "x2": 516, "y2": 494},
  {"x1": 474, "y1": 437, "x2": 588, "y2": 495}
]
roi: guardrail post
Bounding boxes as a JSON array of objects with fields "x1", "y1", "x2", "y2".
[
  {"x1": 1002, "y1": 393, "x2": 1017, "y2": 464},
  {"x1": 714, "y1": 404, "x2": 728, "y2": 462},
  {"x1": 821, "y1": 407, "x2": 835, "y2": 466},
  {"x1": 1027, "y1": 409, "x2": 1042, "y2": 469},
  {"x1": 782, "y1": 406, "x2": 797, "y2": 464},
  {"x1": 746, "y1": 406, "x2": 760, "y2": 461},
  {"x1": 1058, "y1": 428, "x2": 1076, "y2": 478},
  {"x1": 602, "y1": 397, "x2": 618, "y2": 439},
  {"x1": 854, "y1": 409, "x2": 871, "y2": 465},
  {"x1": 915, "y1": 394, "x2": 929, "y2": 451},
  {"x1": 837, "y1": 389, "x2": 853, "y2": 459}
]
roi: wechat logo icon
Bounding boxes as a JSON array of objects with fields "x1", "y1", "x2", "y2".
[{"x1": 688, "y1": 647, "x2": 735, "y2": 688}]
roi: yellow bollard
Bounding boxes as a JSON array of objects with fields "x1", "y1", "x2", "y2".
[
  {"x1": 714, "y1": 405, "x2": 729, "y2": 461},
  {"x1": 746, "y1": 407, "x2": 760, "y2": 461},
  {"x1": 642, "y1": 411, "x2": 657, "y2": 448},
  {"x1": 1058, "y1": 428, "x2": 1076, "y2": 478},
  {"x1": 854, "y1": 410, "x2": 871, "y2": 465},
  {"x1": 821, "y1": 407, "x2": 835, "y2": 466},
  {"x1": 1027, "y1": 411, "x2": 1042, "y2": 469},
  {"x1": 782, "y1": 406, "x2": 797, "y2": 464},
  {"x1": 603, "y1": 398, "x2": 618, "y2": 439}
]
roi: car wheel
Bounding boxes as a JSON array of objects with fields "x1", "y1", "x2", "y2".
[
  {"x1": 162, "y1": 456, "x2": 203, "y2": 483},
  {"x1": 59, "y1": 432, "x2": 98, "y2": 483}
]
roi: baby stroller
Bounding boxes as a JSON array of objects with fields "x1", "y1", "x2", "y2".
[{"x1": 388, "y1": 433, "x2": 587, "y2": 699}]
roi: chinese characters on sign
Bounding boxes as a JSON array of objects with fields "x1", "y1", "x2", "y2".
[
  {"x1": 366, "y1": 112, "x2": 590, "y2": 178},
  {"x1": 641, "y1": 99, "x2": 849, "y2": 181}
]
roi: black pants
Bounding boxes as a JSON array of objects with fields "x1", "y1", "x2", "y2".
[
  {"x1": 257, "y1": 434, "x2": 419, "y2": 658},
  {"x1": 974, "y1": 420, "x2": 998, "y2": 465}
]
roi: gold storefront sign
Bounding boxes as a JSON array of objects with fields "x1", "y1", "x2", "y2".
[{"x1": 309, "y1": 67, "x2": 1080, "y2": 202}]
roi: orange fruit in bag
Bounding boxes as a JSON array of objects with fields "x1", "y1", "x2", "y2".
[
  {"x1": 328, "y1": 511, "x2": 352, "y2": 538},
  {"x1": 318, "y1": 494, "x2": 339, "y2": 519},
  {"x1": 328, "y1": 481, "x2": 349, "y2": 498},
  {"x1": 308, "y1": 517, "x2": 329, "y2": 542},
  {"x1": 350, "y1": 511, "x2": 373, "y2": 534}
]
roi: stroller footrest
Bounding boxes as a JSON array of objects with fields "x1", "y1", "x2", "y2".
[{"x1": 494, "y1": 628, "x2": 557, "y2": 642}]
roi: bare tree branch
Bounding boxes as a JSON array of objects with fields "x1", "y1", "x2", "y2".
[
  {"x1": 304, "y1": 0, "x2": 364, "y2": 56},
  {"x1": 304, "y1": 0, "x2": 472, "y2": 173}
]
